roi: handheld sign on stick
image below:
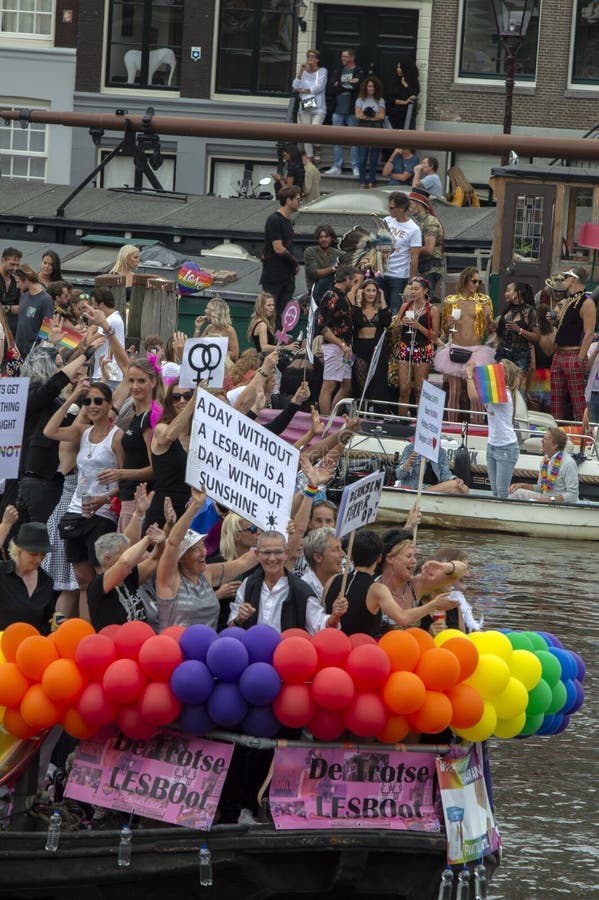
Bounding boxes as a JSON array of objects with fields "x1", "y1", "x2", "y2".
[
  {"x1": 275, "y1": 299, "x2": 300, "y2": 345},
  {"x1": 411, "y1": 380, "x2": 446, "y2": 543},
  {"x1": 335, "y1": 469, "x2": 384, "y2": 595},
  {"x1": 179, "y1": 337, "x2": 228, "y2": 389}
]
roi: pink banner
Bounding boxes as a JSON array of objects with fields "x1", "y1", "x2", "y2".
[
  {"x1": 270, "y1": 747, "x2": 440, "y2": 831},
  {"x1": 65, "y1": 729, "x2": 233, "y2": 830}
]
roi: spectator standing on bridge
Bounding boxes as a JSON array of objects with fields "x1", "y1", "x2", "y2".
[{"x1": 324, "y1": 48, "x2": 364, "y2": 178}]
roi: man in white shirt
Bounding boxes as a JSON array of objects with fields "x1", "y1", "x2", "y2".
[
  {"x1": 412, "y1": 157, "x2": 444, "y2": 197},
  {"x1": 228, "y1": 530, "x2": 347, "y2": 634},
  {"x1": 383, "y1": 191, "x2": 422, "y2": 313},
  {"x1": 301, "y1": 527, "x2": 345, "y2": 602},
  {"x1": 91, "y1": 287, "x2": 125, "y2": 382}
]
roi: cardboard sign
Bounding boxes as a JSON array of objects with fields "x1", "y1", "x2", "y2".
[
  {"x1": 65, "y1": 730, "x2": 233, "y2": 830},
  {"x1": 413, "y1": 379, "x2": 445, "y2": 463},
  {"x1": 186, "y1": 388, "x2": 300, "y2": 532},
  {"x1": 179, "y1": 337, "x2": 229, "y2": 389},
  {"x1": 335, "y1": 469, "x2": 384, "y2": 539},
  {"x1": 359, "y1": 330, "x2": 386, "y2": 406},
  {"x1": 270, "y1": 746, "x2": 440, "y2": 831},
  {"x1": 0, "y1": 378, "x2": 28, "y2": 480}
]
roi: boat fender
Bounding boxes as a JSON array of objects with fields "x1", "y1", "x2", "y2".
[{"x1": 453, "y1": 444, "x2": 472, "y2": 487}]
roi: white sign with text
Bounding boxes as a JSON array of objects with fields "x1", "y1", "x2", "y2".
[
  {"x1": 413, "y1": 380, "x2": 445, "y2": 463},
  {"x1": 0, "y1": 378, "x2": 28, "y2": 480},
  {"x1": 179, "y1": 337, "x2": 229, "y2": 389},
  {"x1": 335, "y1": 469, "x2": 385, "y2": 539}
]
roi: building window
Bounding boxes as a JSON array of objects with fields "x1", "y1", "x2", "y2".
[
  {"x1": 458, "y1": 0, "x2": 540, "y2": 80},
  {"x1": 106, "y1": 0, "x2": 183, "y2": 90},
  {"x1": 572, "y1": 1, "x2": 599, "y2": 83},
  {"x1": 216, "y1": 0, "x2": 295, "y2": 95},
  {"x1": 0, "y1": 0, "x2": 53, "y2": 36},
  {"x1": 0, "y1": 108, "x2": 47, "y2": 181}
]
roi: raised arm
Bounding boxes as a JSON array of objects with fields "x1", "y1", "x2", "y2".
[
  {"x1": 156, "y1": 487, "x2": 205, "y2": 600},
  {"x1": 43, "y1": 381, "x2": 88, "y2": 443}
]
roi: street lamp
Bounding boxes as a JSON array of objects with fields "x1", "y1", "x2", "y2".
[
  {"x1": 490, "y1": 0, "x2": 535, "y2": 164},
  {"x1": 295, "y1": 0, "x2": 307, "y2": 32}
]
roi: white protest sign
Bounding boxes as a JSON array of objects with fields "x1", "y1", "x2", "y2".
[
  {"x1": 179, "y1": 337, "x2": 228, "y2": 389},
  {"x1": 0, "y1": 377, "x2": 28, "y2": 479},
  {"x1": 335, "y1": 469, "x2": 385, "y2": 539},
  {"x1": 413, "y1": 379, "x2": 445, "y2": 463},
  {"x1": 359, "y1": 330, "x2": 386, "y2": 407},
  {"x1": 186, "y1": 389, "x2": 300, "y2": 532}
]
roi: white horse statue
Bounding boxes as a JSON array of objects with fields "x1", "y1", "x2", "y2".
[{"x1": 124, "y1": 48, "x2": 177, "y2": 87}]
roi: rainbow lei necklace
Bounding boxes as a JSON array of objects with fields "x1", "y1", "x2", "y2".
[{"x1": 540, "y1": 451, "x2": 563, "y2": 492}]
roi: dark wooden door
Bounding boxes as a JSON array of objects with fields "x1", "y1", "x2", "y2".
[{"x1": 498, "y1": 183, "x2": 556, "y2": 302}]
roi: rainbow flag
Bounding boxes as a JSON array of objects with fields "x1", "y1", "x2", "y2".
[
  {"x1": 38, "y1": 317, "x2": 82, "y2": 350},
  {"x1": 474, "y1": 363, "x2": 508, "y2": 403}
]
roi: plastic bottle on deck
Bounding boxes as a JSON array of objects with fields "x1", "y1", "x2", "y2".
[
  {"x1": 456, "y1": 865, "x2": 471, "y2": 899},
  {"x1": 437, "y1": 865, "x2": 454, "y2": 900},
  {"x1": 474, "y1": 861, "x2": 488, "y2": 899},
  {"x1": 199, "y1": 844, "x2": 213, "y2": 886},
  {"x1": 117, "y1": 825, "x2": 132, "y2": 867},
  {"x1": 45, "y1": 810, "x2": 61, "y2": 852}
]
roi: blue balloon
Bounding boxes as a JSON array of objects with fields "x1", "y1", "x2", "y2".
[
  {"x1": 542, "y1": 713, "x2": 564, "y2": 735},
  {"x1": 177, "y1": 703, "x2": 214, "y2": 736},
  {"x1": 570, "y1": 651, "x2": 586, "y2": 682},
  {"x1": 569, "y1": 679, "x2": 585, "y2": 714},
  {"x1": 179, "y1": 624, "x2": 217, "y2": 662},
  {"x1": 554, "y1": 714, "x2": 571, "y2": 734},
  {"x1": 239, "y1": 662, "x2": 282, "y2": 705},
  {"x1": 171, "y1": 660, "x2": 214, "y2": 704},
  {"x1": 560, "y1": 680, "x2": 578, "y2": 715},
  {"x1": 537, "y1": 631, "x2": 564, "y2": 649},
  {"x1": 241, "y1": 624, "x2": 282, "y2": 664},
  {"x1": 207, "y1": 682, "x2": 248, "y2": 727},
  {"x1": 243, "y1": 705, "x2": 281, "y2": 738},
  {"x1": 206, "y1": 637, "x2": 249, "y2": 681},
  {"x1": 549, "y1": 648, "x2": 577, "y2": 682},
  {"x1": 536, "y1": 714, "x2": 557, "y2": 735}
]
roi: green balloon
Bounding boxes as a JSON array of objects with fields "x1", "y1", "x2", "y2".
[
  {"x1": 527, "y1": 678, "x2": 552, "y2": 715},
  {"x1": 535, "y1": 650, "x2": 562, "y2": 687},
  {"x1": 520, "y1": 712, "x2": 544, "y2": 735},
  {"x1": 522, "y1": 631, "x2": 549, "y2": 651},
  {"x1": 546, "y1": 680, "x2": 567, "y2": 715},
  {"x1": 507, "y1": 632, "x2": 535, "y2": 651}
]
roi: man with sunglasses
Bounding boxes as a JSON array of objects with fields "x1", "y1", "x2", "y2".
[{"x1": 228, "y1": 530, "x2": 347, "y2": 634}]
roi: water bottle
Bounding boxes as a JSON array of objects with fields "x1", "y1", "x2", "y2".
[
  {"x1": 199, "y1": 844, "x2": 213, "y2": 887},
  {"x1": 117, "y1": 825, "x2": 132, "y2": 867},
  {"x1": 474, "y1": 861, "x2": 488, "y2": 899},
  {"x1": 45, "y1": 810, "x2": 61, "y2": 852},
  {"x1": 437, "y1": 865, "x2": 454, "y2": 900},
  {"x1": 456, "y1": 866, "x2": 471, "y2": 900}
]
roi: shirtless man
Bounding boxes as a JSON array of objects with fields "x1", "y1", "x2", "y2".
[{"x1": 434, "y1": 266, "x2": 495, "y2": 421}]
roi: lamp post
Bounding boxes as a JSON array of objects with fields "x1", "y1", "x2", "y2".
[
  {"x1": 295, "y1": 0, "x2": 307, "y2": 32},
  {"x1": 490, "y1": 0, "x2": 534, "y2": 165}
]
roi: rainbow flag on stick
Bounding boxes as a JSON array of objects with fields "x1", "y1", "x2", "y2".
[
  {"x1": 474, "y1": 363, "x2": 508, "y2": 403},
  {"x1": 38, "y1": 318, "x2": 82, "y2": 351}
]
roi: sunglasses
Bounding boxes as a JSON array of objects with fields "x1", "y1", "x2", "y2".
[
  {"x1": 172, "y1": 391, "x2": 193, "y2": 401},
  {"x1": 82, "y1": 396, "x2": 107, "y2": 406},
  {"x1": 241, "y1": 525, "x2": 258, "y2": 534},
  {"x1": 471, "y1": 278, "x2": 481, "y2": 284}
]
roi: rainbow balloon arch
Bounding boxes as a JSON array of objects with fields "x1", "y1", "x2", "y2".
[{"x1": 0, "y1": 620, "x2": 586, "y2": 745}]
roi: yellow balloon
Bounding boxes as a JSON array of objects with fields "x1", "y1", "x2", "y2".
[
  {"x1": 493, "y1": 712, "x2": 527, "y2": 739},
  {"x1": 509, "y1": 649, "x2": 542, "y2": 691},
  {"x1": 469, "y1": 630, "x2": 513, "y2": 663},
  {"x1": 491, "y1": 676, "x2": 529, "y2": 719},
  {"x1": 434, "y1": 629, "x2": 464, "y2": 647},
  {"x1": 465, "y1": 654, "x2": 511, "y2": 698},
  {"x1": 453, "y1": 699, "x2": 498, "y2": 742}
]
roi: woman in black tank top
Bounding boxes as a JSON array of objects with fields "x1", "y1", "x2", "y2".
[{"x1": 145, "y1": 380, "x2": 193, "y2": 529}]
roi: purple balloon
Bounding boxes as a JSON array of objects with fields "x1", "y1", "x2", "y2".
[
  {"x1": 554, "y1": 714, "x2": 571, "y2": 734},
  {"x1": 206, "y1": 637, "x2": 249, "y2": 681},
  {"x1": 239, "y1": 662, "x2": 282, "y2": 706},
  {"x1": 537, "y1": 631, "x2": 564, "y2": 649},
  {"x1": 243, "y1": 705, "x2": 281, "y2": 738},
  {"x1": 241, "y1": 625, "x2": 282, "y2": 664},
  {"x1": 207, "y1": 682, "x2": 248, "y2": 727},
  {"x1": 223, "y1": 626, "x2": 248, "y2": 642},
  {"x1": 171, "y1": 660, "x2": 214, "y2": 704},
  {"x1": 179, "y1": 624, "x2": 218, "y2": 662},
  {"x1": 550, "y1": 649, "x2": 577, "y2": 682},
  {"x1": 178, "y1": 703, "x2": 214, "y2": 736},
  {"x1": 560, "y1": 679, "x2": 578, "y2": 715},
  {"x1": 569, "y1": 679, "x2": 585, "y2": 714},
  {"x1": 570, "y1": 651, "x2": 586, "y2": 682}
]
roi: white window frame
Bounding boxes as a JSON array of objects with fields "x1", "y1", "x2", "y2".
[
  {"x1": 0, "y1": 0, "x2": 54, "y2": 41},
  {"x1": 567, "y1": 0, "x2": 599, "y2": 92},
  {"x1": 0, "y1": 101, "x2": 48, "y2": 182}
]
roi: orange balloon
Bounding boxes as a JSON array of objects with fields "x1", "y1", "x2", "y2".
[
  {"x1": 407, "y1": 690, "x2": 453, "y2": 734},
  {"x1": 53, "y1": 618, "x2": 95, "y2": 659},
  {"x1": 405, "y1": 627, "x2": 435, "y2": 654},
  {"x1": 3, "y1": 706, "x2": 38, "y2": 739},
  {"x1": 446, "y1": 683, "x2": 485, "y2": 729},
  {"x1": 16, "y1": 636, "x2": 59, "y2": 682},
  {"x1": 62, "y1": 707, "x2": 98, "y2": 740},
  {"x1": 377, "y1": 714, "x2": 410, "y2": 744},
  {"x1": 1, "y1": 622, "x2": 39, "y2": 662},
  {"x1": 382, "y1": 670, "x2": 426, "y2": 715},
  {"x1": 378, "y1": 630, "x2": 421, "y2": 672},
  {"x1": 415, "y1": 648, "x2": 461, "y2": 691},
  {"x1": 42, "y1": 659, "x2": 85, "y2": 705},
  {"x1": 20, "y1": 684, "x2": 62, "y2": 730},
  {"x1": 0, "y1": 662, "x2": 31, "y2": 707},
  {"x1": 442, "y1": 637, "x2": 480, "y2": 681}
]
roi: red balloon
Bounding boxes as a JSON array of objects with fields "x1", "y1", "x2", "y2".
[
  {"x1": 280, "y1": 628, "x2": 312, "y2": 641},
  {"x1": 309, "y1": 707, "x2": 345, "y2": 740},
  {"x1": 446, "y1": 683, "x2": 485, "y2": 729},
  {"x1": 442, "y1": 637, "x2": 480, "y2": 682},
  {"x1": 382, "y1": 671, "x2": 426, "y2": 715},
  {"x1": 75, "y1": 634, "x2": 118, "y2": 681},
  {"x1": 62, "y1": 708, "x2": 98, "y2": 740},
  {"x1": 377, "y1": 714, "x2": 411, "y2": 744},
  {"x1": 20, "y1": 684, "x2": 62, "y2": 730},
  {"x1": 312, "y1": 629, "x2": 352, "y2": 670},
  {"x1": 273, "y1": 684, "x2": 317, "y2": 728},
  {"x1": 1, "y1": 622, "x2": 39, "y2": 662},
  {"x1": 113, "y1": 621, "x2": 156, "y2": 660},
  {"x1": 346, "y1": 644, "x2": 391, "y2": 690},
  {"x1": 311, "y1": 667, "x2": 355, "y2": 711},
  {"x1": 42, "y1": 659, "x2": 85, "y2": 705},
  {"x1": 103, "y1": 659, "x2": 146, "y2": 705},
  {"x1": 273, "y1": 637, "x2": 318, "y2": 684},
  {"x1": 53, "y1": 618, "x2": 95, "y2": 659},
  {"x1": 139, "y1": 682, "x2": 182, "y2": 726},
  {"x1": 161, "y1": 625, "x2": 186, "y2": 642},
  {"x1": 415, "y1": 648, "x2": 461, "y2": 691},
  {"x1": 378, "y1": 630, "x2": 421, "y2": 672},
  {"x1": 77, "y1": 682, "x2": 118, "y2": 727},
  {"x1": 343, "y1": 691, "x2": 387, "y2": 738},
  {"x1": 138, "y1": 635, "x2": 183, "y2": 681},
  {"x1": 117, "y1": 705, "x2": 156, "y2": 740},
  {"x1": 99, "y1": 624, "x2": 121, "y2": 640},
  {"x1": 0, "y1": 662, "x2": 31, "y2": 707},
  {"x1": 348, "y1": 633, "x2": 378, "y2": 649},
  {"x1": 405, "y1": 627, "x2": 436, "y2": 654},
  {"x1": 3, "y1": 706, "x2": 38, "y2": 739},
  {"x1": 407, "y1": 691, "x2": 453, "y2": 734},
  {"x1": 16, "y1": 635, "x2": 58, "y2": 681}
]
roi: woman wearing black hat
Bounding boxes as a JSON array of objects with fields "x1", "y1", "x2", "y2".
[{"x1": 0, "y1": 522, "x2": 55, "y2": 633}]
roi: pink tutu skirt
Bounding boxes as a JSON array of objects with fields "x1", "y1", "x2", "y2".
[{"x1": 434, "y1": 343, "x2": 496, "y2": 377}]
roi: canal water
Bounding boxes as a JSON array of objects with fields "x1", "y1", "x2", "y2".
[{"x1": 415, "y1": 528, "x2": 597, "y2": 899}]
